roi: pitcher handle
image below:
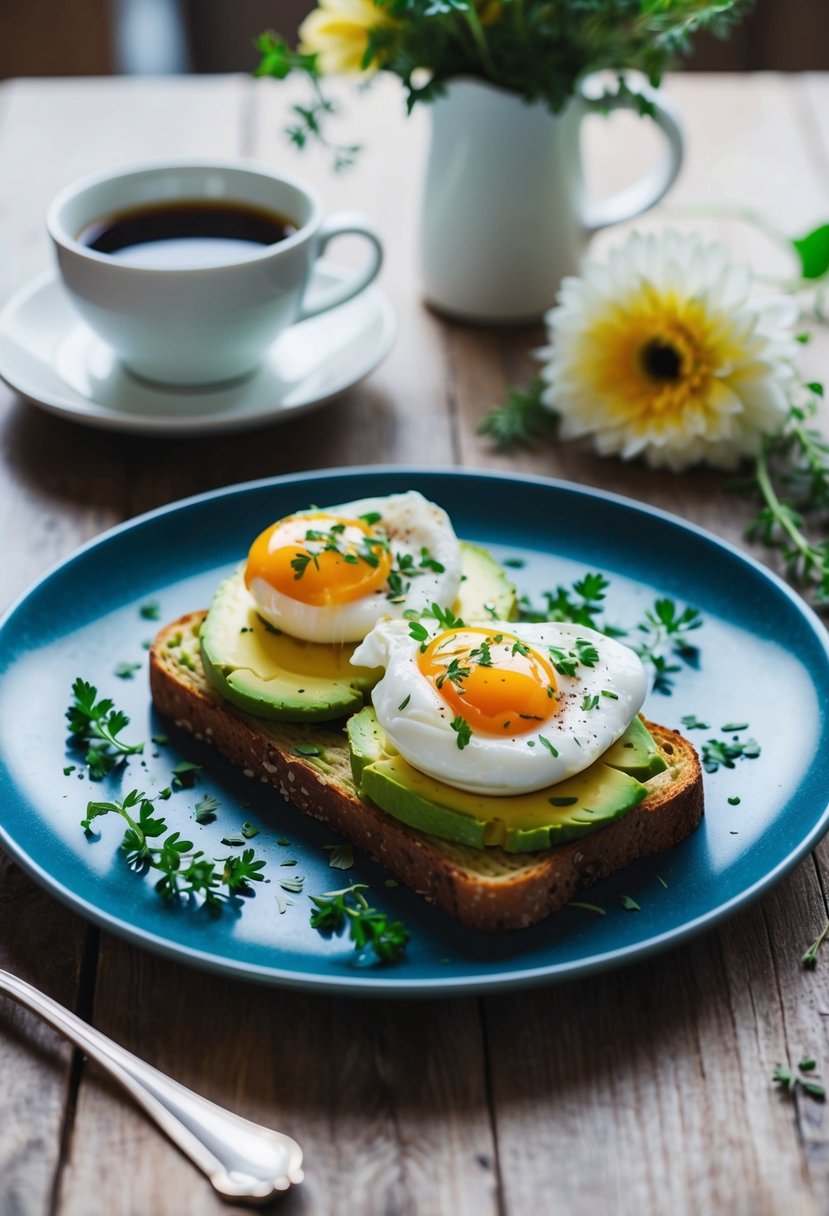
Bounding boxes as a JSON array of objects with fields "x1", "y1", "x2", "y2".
[
  {"x1": 580, "y1": 77, "x2": 685, "y2": 235},
  {"x1": 299, "y1": 211, "x2": 384, "y2": 321}
]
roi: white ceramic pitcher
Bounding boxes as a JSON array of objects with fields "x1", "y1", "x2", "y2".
[{"x1": 419, "y1": 75, "x2": 684, "y2": 322}]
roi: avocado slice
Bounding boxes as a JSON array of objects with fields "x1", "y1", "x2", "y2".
[
  {"x1": 601, "y1": 714, "x2": 668, "y2": 780},
  {"x1": 455, "y1": 542, "x2": 517, "y2": 621},
  {"x1": 201, "y1": 540, "x2": 516, "y2": 724},
  {"x1": 201, "y1": 572, "x2": 380, "y2": 722},
  {"x1": 347, "y1": 707, "x2": 656, "y2": 852}
]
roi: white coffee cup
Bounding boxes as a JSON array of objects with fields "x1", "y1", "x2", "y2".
[{"x1": 47, "y1": 159, "x2": 384, "y2": 386}]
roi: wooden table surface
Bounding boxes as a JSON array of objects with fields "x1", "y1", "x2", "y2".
[{"x1": 1, "y1": 70, "x2": 828, "y2": 1216}]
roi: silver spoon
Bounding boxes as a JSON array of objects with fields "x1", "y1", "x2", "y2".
[{"x1": 0, "y1": 968, "x2": 303, "y2": 1204}]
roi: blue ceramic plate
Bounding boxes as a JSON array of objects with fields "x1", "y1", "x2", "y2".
[{"x1": 1, "y1": 468, "x2": 828, "y2": 997}]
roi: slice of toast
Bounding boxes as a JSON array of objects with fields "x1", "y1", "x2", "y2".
[{"x1": 150, "y1": 613, "x2": 704, "y2": 932}]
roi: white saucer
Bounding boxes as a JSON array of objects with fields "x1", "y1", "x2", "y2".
[{"x1": 0, "y1": 265, "x2": 396, "y2": 435}]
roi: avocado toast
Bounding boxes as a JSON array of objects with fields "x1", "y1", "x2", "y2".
[{"x1": 149, "y1": 612, "x2": 702, "y2": 932}]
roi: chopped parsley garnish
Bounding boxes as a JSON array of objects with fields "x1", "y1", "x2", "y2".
[
  {"x1": 601, "y1": 689, "x2": 618, "y2": 700},
  {"x1": 727, "y1": 795, "x2": 741, "y2": 806},
  {"x1": 139, "y1": 600, "x2": 161, "y2": 620},
  {"x1": 681, "y1": 714, "x2": 710, "y2": 730},
  {"x1": 701, "y1": 732, "x2": 761, "y2": 773},
  {"x1": 408, "y1": 620, "x2": 431, "y2": 650},
  {"x1": 398, "y1": 694, "x2": 411, "y2": 711},
  {"x1": 582, "y1": 694, "x2": 599, "y2": 712},
  {"x1": 81, "y1": 790, "x2": 265, "y2": 908},
  {"x1": 293, "y1": 743, "x2": 324, "y2": 757},
  {"x1": 470, "y1": 639, "x2": 493, "y2": 667},
  {"x1": 436, "y1": 657, "x2": 471, "y2": 690},
  {"x1": 310, "y1": 883, "x2": 410, "y2": 964},
  {"x1": 451, "y1": 715, "x2": 472, "y2": 750},
  {"x1": 66, "y1": 678, "x2": 144, "y2": 780},
  {"x1": 549, "y1": 795, "x2": 578, "y2": 807},
  {"x1": 194, "y1": 794, "x2": 220, "y2": 824},
  {"x1": 619, "y1": 894, "x2": 641, "y2": 911},
  {"x1": 324, "y1": 843, "x2": 354, "y2": 870},
  {"x1": 570, "y1": 901, "x2": 606, "y2": 916},
  {"x1": 428, "y1": 603, "x2": 465, "y2": 631},
  {"x1": 290, "y1": 551, "x2": 319, "y2": 580},
  {"x1": 289, "y1": 520, "x2": 390, "y2": 584},
  {"x1": 548, "y1": 637, "x2": 599, "y2": 677},
  {"x1": 169, "y1": 760, "x2": 201, "y2": 790},
  {"x1": 241, "y1": 822, "x2": 260, "y2": 839},
  {"x1": 114, "y1": 661, "x2": 142, "y2": 680},
  {"x1": 721, "y1": 721, "x2": 749, "y2": 733},
  {"x1": 538, "y1": 735, "x2": 559, "y2": 758},
  {"x1": 419, "y1": 548, "x2": 445, "y2": 573}
]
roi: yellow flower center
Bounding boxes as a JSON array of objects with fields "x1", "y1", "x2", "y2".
[{"x1": 577, "y1": 285, "x2": 739, "y2": 435}]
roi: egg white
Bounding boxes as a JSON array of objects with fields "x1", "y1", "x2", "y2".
[
  {"x1": 246, "y1": 491, "x2": 462, "y2": 644},
  {"x1": 352, "y1": 619, "x2": 649, "y2": 796}
]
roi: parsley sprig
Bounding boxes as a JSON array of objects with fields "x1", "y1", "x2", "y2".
[
  {"x1": 633, "y1": 599, "x2": 703, "y2": 694},
  {"x1": 483, "y1": 376, "x2": 829, "y2": 609},
  {"x1": 773, "y1": 1061, "x2": 826, "y2": 1102},
  {"x1": 519, "y1": 573, "x2": 611, "y2": 630},
  {"x1": 309, "y1": 883, "x2": 410, "y2": 964},
  {"x1": 748, "y1": 389, "x2": 829, "y2": 604},
  {"x1": 519, "y1": 579, "x2": 701, "y2": 694},
  {"x1": 255, "y1": 33, "x2": 361, "y2": 171},
  {"x1": 82, "y1": 790, "x2": 266, "y2": 908},
  {"x1": 66, "y1": 678, "x2": 144, "y2": 779},
  {"x1": 802, "y1": 919, "x2": 829, "y2": 969},
  {"x1": 548, "y1": 636, "x2": 601, "y2": 677},
  {"x1": 477, "y1": 378, "x2": 556, "y2": 449}
]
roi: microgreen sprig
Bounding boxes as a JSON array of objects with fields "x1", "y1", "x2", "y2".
[
  {"x1": 82, "y1": 790, "x2": 266, "y2": 908},
  {"x1": 66, "y1": 678, "x2": 144, "y2": 779},
  {"x1": 773, "y1": 1062, "x2": 826, "y2": 1102},
  {"x1": 802, "y1": 919, "x2": 829, "y2": 970},
  {"x1": 309, "y1": 883, "x2": 410, "y2": 964},
  {"x1": 747, "y1": 389, "x2": 829, "y2": 604}
]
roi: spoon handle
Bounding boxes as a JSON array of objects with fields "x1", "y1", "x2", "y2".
[{"x1": 0, "y1": 968, "x2": 303, "y2": 1204}]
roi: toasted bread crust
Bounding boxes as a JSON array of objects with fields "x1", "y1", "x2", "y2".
[{"x1": 150, "y1": 613, "x2": 704, "y2": 932}]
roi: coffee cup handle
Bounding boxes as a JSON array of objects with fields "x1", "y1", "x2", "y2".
[
  {"x1": 298, "y1": 212, "x2": 384, "y2": 321},
  {"x1": 579, "y1": 76, "x2": 684, "y2": 234}
]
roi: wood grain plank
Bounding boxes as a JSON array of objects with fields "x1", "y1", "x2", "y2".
[
  {"x1": 57, "y1": 942, "x2": 498, "y2": 1216},
  {"x1": 486, "y1": 894, "x2": 822, "y2": 1216},
  {"x1": 0, "y1": 855, "x2": 91, "y2": 1216}
]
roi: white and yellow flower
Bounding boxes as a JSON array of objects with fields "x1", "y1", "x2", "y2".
[
  {"x1": 299, "y1": 0, "x2": 397, "y2": 76},
  {"x1": 540, "y1": 230, "x2": 799, "y2": 471}
]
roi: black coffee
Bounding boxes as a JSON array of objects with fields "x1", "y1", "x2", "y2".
[{"x1": 78, "y1": 199, "x2": 299, "y2": 268}]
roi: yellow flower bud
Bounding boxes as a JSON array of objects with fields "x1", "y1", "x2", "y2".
[{"x1": 299, "y1": 0, "x2": 397, "y2": 76}]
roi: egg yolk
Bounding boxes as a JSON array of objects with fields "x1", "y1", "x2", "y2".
[
  {"x1": 418, "y1": 627, "x2": 558, "y2": 736},
  {"x1": 245, "y1": 512, "x2": 393, "y2": 607}
]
